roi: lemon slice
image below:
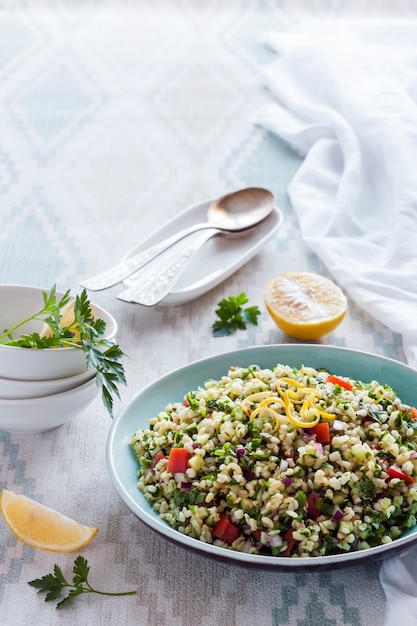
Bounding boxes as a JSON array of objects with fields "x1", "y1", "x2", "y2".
[
  {"x1": 0, "y1": 489, "x2": 98, "y2": 552},
  {"x1": 40, "y1": 299, "x2": 81, "y2": 341},
  {"x1": 264, "y1": 272, "x2": 347, "y2": 340}
]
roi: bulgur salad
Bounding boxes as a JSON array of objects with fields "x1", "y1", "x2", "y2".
[{"x1": 130, "y1": 363, "x2": 417, "y2": 558}]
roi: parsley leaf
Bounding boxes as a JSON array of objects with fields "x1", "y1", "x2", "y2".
[
  {"x1": 28, "y1": 556, "x2": 136, "y2": 609},
  {"x1": 212, "y1": 293, "x2": 260, "y2": 336},
  {"x1": 0, "y1": 285, "x2": 126, "y2": 416}
]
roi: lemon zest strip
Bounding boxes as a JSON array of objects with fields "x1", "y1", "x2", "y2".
[
  {"x1": 245, "y1": 391, "x2": 275, "y2": 403},
  {"x1": 250, "y1": 380, "x2": 334, "y2": 429},
  {"x1": 282, "y1": 389, "x2": 320, "y2": 428},
  {"x1": 259, "y1": 397, "x2": 282, "y2": 408},
  {"x1": 300, "y1": 392, "x2": 316, "y2": 415},
  {"x1": 278, "y1": 377, "x2": 305, "y2": 388},
  {"x1": 317, "y1": 409, "x2": 336, "y2": 421},
  {"x1": 249, "y1": 404, "x2": 281, "y2": 431}
]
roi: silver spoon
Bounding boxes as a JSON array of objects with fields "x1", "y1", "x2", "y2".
[
  {"x1": 80, "y1": 187, "x2": 275, "y2": 291},
  {"x1": 116, "y1": 225, "x2": 262, "y2": 306}
]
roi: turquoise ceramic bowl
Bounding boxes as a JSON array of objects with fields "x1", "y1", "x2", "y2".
[{"x1": 106, "y1": 344, "x2": 417, "y2": 568}]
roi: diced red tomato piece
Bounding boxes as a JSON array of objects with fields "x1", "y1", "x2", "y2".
[
  {"x1": 166, "y1": 448, "x2": 191, "y2": 473},
  {"x1": 401, "y1": 406, "x2": 417, "y2": 420},
  {"x1": 307, "y1": 492, "x2": 321, "y2": 518},
  {"x1": 212, "y1": 514, "x2": 240, "y2": 544},
  {"x1": 280, "y1": 528, "x2": 296, "y2": 557},
  {"x1": 310, "y1": 422, "x2": 330, "y2": 443},
  {"x1": 386, "y1": 465, "x2": 415, "y2": 484},
  {"x1": 152, "y1": 452, "x2": 165, "y2": 470},
  {"x1": 326, "y1": 375, "x2": 353, "y2": 391}
]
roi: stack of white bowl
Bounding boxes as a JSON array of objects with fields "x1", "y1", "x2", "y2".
[{"x1": 0, "y1": 285, "x2": 118, "y2": 434}]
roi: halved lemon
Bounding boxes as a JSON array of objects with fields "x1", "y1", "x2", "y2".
[
  {"x1": 264, "y1": 272, "x2": 347, "y2": 340},
  {"x1": 0, "y1": 489, "x2": 98, "y2": 552}
]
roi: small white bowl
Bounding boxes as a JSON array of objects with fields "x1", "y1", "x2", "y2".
[
  {"x1": 0, "y1": 377, "x2": 100, "y2": 434},
  {"x1": 0, "y1": 369, "x2": 95, "y2": 400},
  {"x1": 0, "y1": 284, "x2": 118, "y2": 381}
]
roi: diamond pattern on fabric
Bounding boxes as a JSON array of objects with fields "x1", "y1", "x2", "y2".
[
  {"x1": 0, "y1": 12, "x2": 42, "y2": 76},
  {"x1": 0, "y1": 146, "x2": 18, "y2": 194},
  {"x1": 155, "y1": 54, "x2": 243, "y2": 150},
  {"x1": 7, "y1": 56, "x2": 104, "y2": 162},
  {"x1": 0, "y1": 187, "x2": 84, "y2": 285}
]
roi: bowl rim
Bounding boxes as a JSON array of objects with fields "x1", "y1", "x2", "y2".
[
  {"x1": 0, "y1": 368, "x2": 94, "y2": 387},
  {"x1": 0, "y1": 370, "x2": 96, "y2": 400},
  {"x1": 0, "y1": 375, "x2": 98, "y2": 407}
]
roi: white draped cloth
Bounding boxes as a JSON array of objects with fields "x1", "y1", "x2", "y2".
[
  {"x1": 258, "y1": 20, "x2": 417, "y2": 371},
  {"x1": 258, "y1": 20, "x2": 417, "y2": 626}
]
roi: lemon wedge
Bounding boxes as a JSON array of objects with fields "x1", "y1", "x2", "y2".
[
  {"x1": 40, "y1": 299, "x2": 81, "y2": 341},
  {"x1": 0, "y1": 489, "x2": 98, "y2": 552},
  {"x1": 265, "y1": 272, "x2": 347, "y2": 340}
]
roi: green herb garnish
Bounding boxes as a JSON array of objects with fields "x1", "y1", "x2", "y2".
[
  {"x1": 0, "y1": 285, "x2": 126, "y2": 416},
  {"x1": 212, "y1": 292, "x2": 260, "y2": 336},
  {"x1": 356, "y1": 477, "x2": 376, "y2": 502},
  {"x1": 28, "y1": 556, "x2": 136, "y2": 609}
]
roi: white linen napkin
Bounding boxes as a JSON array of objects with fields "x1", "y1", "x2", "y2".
[
  {"x1": 257, "y1": 20, "x2": 417, "y2": 371},
  {"x1": 380, "y1": 549, "x2": 417, "y2": 625},
  {"x1": 257, "y1": 20, "x2": 417, "y2": 626}
]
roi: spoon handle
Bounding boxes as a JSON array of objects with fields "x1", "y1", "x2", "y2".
[
  {"x1": 116, "y1": 229, "x2": 219, "y2": 306},
  {"x1": 80, "y1": 222, "x2": 209, "y2": 291}
]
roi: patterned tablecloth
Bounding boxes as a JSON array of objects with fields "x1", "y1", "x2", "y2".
[{"x1": 1, "y1": 1, "x2": 415, "y2": 625}]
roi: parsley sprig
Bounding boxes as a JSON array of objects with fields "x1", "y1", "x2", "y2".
[
  {"x1": 0, "y1": 285, "x2": 126, "y2": 416},
  {"x1": 28, "y1": 556, "x2": 136, "y2": 609},
  {"x1": 212, "y1": 292, "x2": 260, "y2": 336}
]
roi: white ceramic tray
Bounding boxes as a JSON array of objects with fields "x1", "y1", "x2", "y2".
[{"x1": 122, "y1": 197, "x2": 284, "y2": 305}]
